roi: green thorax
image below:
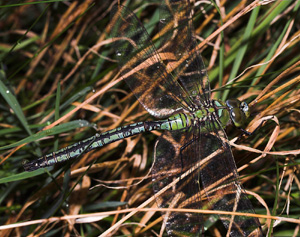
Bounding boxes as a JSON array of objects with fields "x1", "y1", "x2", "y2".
[{"x1": 154, "y1": 99, "x2": 250, "y2": 132}]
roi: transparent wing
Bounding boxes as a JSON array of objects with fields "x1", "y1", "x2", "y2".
[
  {"x1": 110, "y1": 5, "x2": 194, "y2": 118},
  {"x1": 158, "y1": 0, "x2": 211, "y2": 106},
  {"x1": 153, "y1": 124, "x2": 262, "y2": 236},
  {"x1": 153, "y1": 128, "x2": 204, "y2": 236},
  {"x1": 110, "y1": 1, "x2": 211, "y2": 116},
  {"x1": 199, "y1": 115, "x2": 263, "y2": 236}
]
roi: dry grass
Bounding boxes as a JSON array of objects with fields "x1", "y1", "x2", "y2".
[{"x1": 0, "y1": 0, "x2": 299, "y2": 236}]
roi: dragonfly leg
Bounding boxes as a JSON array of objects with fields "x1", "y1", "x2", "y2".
[
  {"x1": 239, "y1": 127, "x2": 252, "y2": 136},
  {"x1": 237, "y1": 115, "x2": 275, "y2": 142}
]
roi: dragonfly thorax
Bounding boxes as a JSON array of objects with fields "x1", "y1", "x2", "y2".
[
  {"x1": 189, "y1": 99, "x2": 251, "y2": 129},
  {"x1": 187, "y1": 100, "x2": 230, "y2": 128}
]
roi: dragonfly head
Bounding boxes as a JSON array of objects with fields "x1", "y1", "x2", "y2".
[{"x1": 226, "y1": 99, "x2": 250, "y2": 128}]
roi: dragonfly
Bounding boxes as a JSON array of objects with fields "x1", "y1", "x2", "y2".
[{"x1": 24, "y1": 1, "x2": 263, "y2": 236}]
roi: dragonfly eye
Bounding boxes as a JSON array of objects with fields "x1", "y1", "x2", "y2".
[
  {"x1": 230, "y1": 108, "x2": 243, "y2": 127},
  {"x1": 240, "y1": 101, "x2": 250, "y2": 118}
]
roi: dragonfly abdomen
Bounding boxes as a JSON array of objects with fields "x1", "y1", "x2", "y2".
[
  {"x1": 24, "y1": 114, "x2": 192, "y2": 171},
  {"x1": 145, "y1": 113, "x2": 191, "y2": 131},
  {"x1": 23, "y1": 122, "x2": 147, "y2": 171}
]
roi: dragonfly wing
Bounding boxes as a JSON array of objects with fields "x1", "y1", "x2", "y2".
[
  {"x1": 199, "y1": 116, "x2": 263, "y2": 236},
  {"x1": 110, "y1": 5, "x2": 192, "y2": 118},
  {"x1": 153, "y1": 128, "x2": 204, "y2": 236},
  {"x1": 158, "y1": 0, "x2": 211, "y2": 106}
]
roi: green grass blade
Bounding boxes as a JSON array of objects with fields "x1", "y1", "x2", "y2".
[
  {"x1": 222, "y1": 6, "x2": 260, "y2": 101},
  {"x1": 0, "y1": 120, "x2": 91, "y2": 150},
  {"x1": 0, "y1": 169, "x2": 46, "y2": 184},
  {"x1": 0, "y1": 70, "x2": 32, "y2": 135}
]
